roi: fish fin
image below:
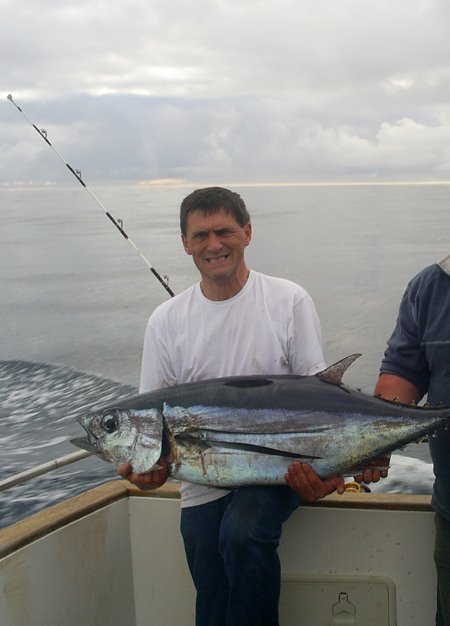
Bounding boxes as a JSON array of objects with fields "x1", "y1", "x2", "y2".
[
  {"x1": 178, "y1": 434, "x2": 323, "y2": 460},
  {"x1": 317, "y1": 354, "x2": 361, "y2": 385},
  {"x1": 224, "y1": 441, "x2": 323, "y2": 460}
]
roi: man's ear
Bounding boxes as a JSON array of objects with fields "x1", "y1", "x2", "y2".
[
  {"x1": 181, "y1": 234, "x2": 192, "y2": 255},
  {"x1": 244, "y1": 222, "x2": 252, "y2": 246}
]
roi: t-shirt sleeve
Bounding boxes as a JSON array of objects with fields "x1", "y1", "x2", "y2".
[
  {"x1": 380, "y1": 280, "x2": 430, "y2": 396},
  {"x1": 139, "y1": 308, "x2": 177, "y2": 393}
]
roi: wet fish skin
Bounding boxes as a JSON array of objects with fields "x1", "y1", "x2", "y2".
[
  {"x1": 71, "y1": 355, "x2": 450, "y2": 486},
  {"x1": 74, "y1": 406, "x2": 164, "y2": 473}
]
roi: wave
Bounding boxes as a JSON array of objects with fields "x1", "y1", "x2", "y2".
[
  {"x1": 0, "y1": 360, "x2": 137, "y2": 527},
  {"x1": 369, "y1": 453, "x2": 434, "y2": 495}
]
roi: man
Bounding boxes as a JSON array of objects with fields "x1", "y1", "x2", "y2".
[
  {"x1": 118, "y1": 186, "x2": 345, "y2": 626},
  {"x1": 374, "y1": 254, "x2": 450, "y2": 626}
]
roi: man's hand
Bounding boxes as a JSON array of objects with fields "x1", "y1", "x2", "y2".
[
  {"x1": 353, "y1": 455, "x2": 390, "y2": 485},
  {"x1": 285, "y1": 462, "x2": 345, "y2": 502},
  {"x1": 117, "y1": 457, "x2": 170, "y2": 490}
]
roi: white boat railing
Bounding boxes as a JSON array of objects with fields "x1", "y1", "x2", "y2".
[{"x1": 0, "y1": 450, "x2": 92, "y2": 493}]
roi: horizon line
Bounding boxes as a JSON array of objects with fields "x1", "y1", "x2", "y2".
[{"x1": 3, "y1": 178, "x2": 450, "y2": 190}]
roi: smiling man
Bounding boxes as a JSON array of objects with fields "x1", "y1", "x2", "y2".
[
  {"x1": 119, "y1": 186, "x2": 345, "y2": 626},
  {"x1": 181, "y1": 198, "x2": 252, "y2": 299}
]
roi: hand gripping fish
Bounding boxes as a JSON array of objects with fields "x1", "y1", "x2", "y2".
[{"x1": 71, "y1": 355, "x2": 450, "y2": 487}]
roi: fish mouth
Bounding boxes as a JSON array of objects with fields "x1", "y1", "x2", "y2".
[
  {"x1": 70, "y1": 415, "x2": 99, "y2": 453},
  {"x1": 70, "y1": 436, "x2": 99, "y2": 454}
]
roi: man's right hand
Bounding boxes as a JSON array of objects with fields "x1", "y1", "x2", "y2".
[{"x1": 117, "y1": 457, "x2": 170, "y2": 490}]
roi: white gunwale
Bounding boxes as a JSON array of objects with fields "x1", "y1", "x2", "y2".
[{"x1": 0, "y1": 480, "x2": 432, "y2": 559}]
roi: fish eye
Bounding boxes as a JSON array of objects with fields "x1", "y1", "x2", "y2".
[{"x1": 101, "y1": 413, "x2": 118, "y2": 433}]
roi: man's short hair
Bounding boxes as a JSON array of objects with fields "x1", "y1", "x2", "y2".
[{"x1": 180, "y1": 187, "x2": 250, "y2": 235}]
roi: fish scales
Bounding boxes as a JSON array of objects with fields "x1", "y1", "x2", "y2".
[{"x1": 71, "y1": 355, "x2": 450, "y2": 487}]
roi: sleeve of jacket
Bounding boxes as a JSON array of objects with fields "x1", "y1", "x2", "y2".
[{"x1": 379, "y1": 276, "x2": 430, "y2": 396}]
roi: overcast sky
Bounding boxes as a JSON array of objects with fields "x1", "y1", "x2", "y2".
[{"x1": 2, "y1": 0, "x2": 450, "y2": 185}]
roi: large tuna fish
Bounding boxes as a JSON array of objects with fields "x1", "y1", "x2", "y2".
[{"x1": 71, "y1": 355, "x2": 450, "y2": 486}]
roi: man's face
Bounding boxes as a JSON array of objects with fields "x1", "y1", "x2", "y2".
[{"x1": 181, "y1": 207, "x2": 252, "y2": 283}]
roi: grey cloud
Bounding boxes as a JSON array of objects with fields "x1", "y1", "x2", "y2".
[
  {"x1": 3, "y1": 94, "x2": 450, "y2": 184},
  {"x1": 3, "y1": 0, "x2": 450, "y2": 182},
  {"x1": 4, "y1": 0, "x2": 450, "y2": 98}
]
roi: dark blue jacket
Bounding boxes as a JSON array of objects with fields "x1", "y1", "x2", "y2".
[{"x1": 380, "y1": 255, "x2": 450, "y2": 521}]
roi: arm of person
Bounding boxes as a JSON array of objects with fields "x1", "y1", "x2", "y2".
[
  {"x1": 353, "y1": 373, "x2": 423, "y2": 484},
  {"x1": 374, "y1": 373, "x2": 423, "y2": 404},
  {"x1": 117, "y1": 457, "x2": 170, "y2": 490}
]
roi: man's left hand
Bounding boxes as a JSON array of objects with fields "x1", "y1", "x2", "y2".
[{"x1": 285, "y1": 462, "x2": 345, "y2": 502}]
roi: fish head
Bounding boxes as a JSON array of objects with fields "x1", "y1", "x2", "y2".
[{"x1": 71, "y1": 407, "x2": 164, "y2": 474}]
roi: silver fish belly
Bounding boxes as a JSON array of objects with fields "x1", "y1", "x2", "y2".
[{"x1": 71, "y1": 354, "x2": 450, "y2": 487}]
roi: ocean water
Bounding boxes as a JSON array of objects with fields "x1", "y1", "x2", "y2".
[{"x1": 1, "y1": 182, "x2": 449, "y2": 526}]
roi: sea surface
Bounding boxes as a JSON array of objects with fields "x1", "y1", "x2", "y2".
[{"x1": 1, "y1": 182, "x2": 449, "y2": 527}]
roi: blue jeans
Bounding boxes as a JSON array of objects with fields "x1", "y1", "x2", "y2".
[
  {"x1": 435, "y1": 513, "x2": 450, "y2": 626},
  {"x1": 180, "y1": 486, "x2": 300, "y2": 626}
]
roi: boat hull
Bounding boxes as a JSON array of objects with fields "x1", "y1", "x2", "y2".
[{"x1": 0, "y1": 481, "x2": 436, "y2": 626}]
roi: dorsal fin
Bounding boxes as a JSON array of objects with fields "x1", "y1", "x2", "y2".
[{"x1": 317, "y1": 354, "x2": 361, "y2": 385}]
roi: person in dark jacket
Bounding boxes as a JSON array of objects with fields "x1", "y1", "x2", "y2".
[{"x1": 374, "y1": 254, "x2": 450, "y2": 626}]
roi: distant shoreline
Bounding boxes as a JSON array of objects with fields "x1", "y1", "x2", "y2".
[{"x1": 3, "y1": 178, "x2": 450, "y2": 190}]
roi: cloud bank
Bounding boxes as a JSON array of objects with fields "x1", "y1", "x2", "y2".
[{"x1": 2, "y1": 0, "x2": 450, "y2": 184}]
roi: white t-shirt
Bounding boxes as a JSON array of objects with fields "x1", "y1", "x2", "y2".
[{"x1": 140, "y1": 270, "x2": 325, "y2": 507}]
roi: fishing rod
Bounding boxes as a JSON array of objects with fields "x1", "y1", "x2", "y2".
[
  {"x1": 0, "y1": 450, "x2": 93, "y2": 493},
  {"x1": 7, "y1": 93, "x2": 175, "y2": 298}
]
